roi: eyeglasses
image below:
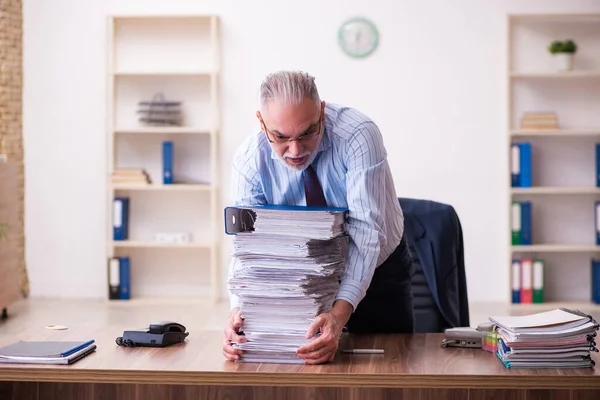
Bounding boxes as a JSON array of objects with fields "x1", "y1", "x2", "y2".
[{"x1": 260, "y1": 112, "x2": 323, "y2": 144}]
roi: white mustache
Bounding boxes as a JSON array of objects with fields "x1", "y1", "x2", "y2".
[{"x1": 284, "y1": 152, "x2": 310, "y2": 159}]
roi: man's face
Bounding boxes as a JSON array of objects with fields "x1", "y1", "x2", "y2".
[{"x1": 257, "y1": 98, "x2": 324, "y2": 171}]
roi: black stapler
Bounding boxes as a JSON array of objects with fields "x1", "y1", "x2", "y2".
[{"x1": 116, "y1": 321, "x2": 189, "y2": 347}]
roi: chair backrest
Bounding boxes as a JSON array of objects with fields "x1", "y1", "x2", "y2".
[
  {"x1": 398, "y1": 197, "x2": 468, "y2": 333},
  {"x1": 408, "y1": 240, "x2": 446, "y2": 333}
]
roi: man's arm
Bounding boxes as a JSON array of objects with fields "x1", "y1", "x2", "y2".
[
  {"x1": 297, "y1": 121, "x2": 398, "y2": 364},
  {"x1": 335, "y1": 121, "x2": 397, "y2": 311}
]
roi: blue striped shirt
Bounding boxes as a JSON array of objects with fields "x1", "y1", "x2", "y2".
[{"x1": 228, "y1": 102, "x2": 404, "y2": 311}]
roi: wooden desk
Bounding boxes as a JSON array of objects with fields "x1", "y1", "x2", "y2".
[{"x1": 0, "y1": 328, "x2": 599, "y2": 400}]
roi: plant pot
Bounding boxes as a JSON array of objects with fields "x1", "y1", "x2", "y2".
[{"x1": 554, "y1": 53, "x2": 573, "y2": 71}]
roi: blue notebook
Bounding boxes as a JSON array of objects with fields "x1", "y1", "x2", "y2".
[{"x1": 0, "y1": 340, "x2": 96, "y2": 365}]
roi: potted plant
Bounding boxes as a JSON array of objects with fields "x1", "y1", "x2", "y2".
[{"x1": 548, "y1": 39, "x2": 577, "y2": 71}]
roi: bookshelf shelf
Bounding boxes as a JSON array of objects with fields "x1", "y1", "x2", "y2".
[
  {"x1": 106, "y1": 14, "x2": 221, "y2": 303},
  {"x1": 113, "y1": 70, "x2": 215, "y2": 77},
  {"x1": 114, "y1": 127, "x2": 212, "y2": 135},
  {"x1": 510, "y1": 129, "x2": 600, "y2": 137},
  {"x1": 510, "y1": 70, "x2": 600, "y2": 79},
  {"x1": 112, "y1": 241, "x2": 214, "y2": 249},
  {"x1": 508, "y1": 13, "x2": 600, "y2": 305},
  {"x1": 511, "y1": 245, "x2": 600, "y2": 253},
  {"x1": 111, "y1": 183, "x2": 213, "y2": 192},
  {"x1": 511, "y1": 187, "x2": 600, "y2": 195},
  {"x1": 509, "y1": 301, "x2": 600, "y2": 311}
]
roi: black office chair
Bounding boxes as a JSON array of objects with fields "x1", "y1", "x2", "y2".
[{"x1": 398, "y1": 197, "x2": 470, "y2": 333}]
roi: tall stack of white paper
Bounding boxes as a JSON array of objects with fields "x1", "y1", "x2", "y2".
[
  {"x1": 490, "y1": 308, "x2": 599, "y2": 368},
  {"x1": 228, "y1": 206, "x2": 348, "y2": 363}
]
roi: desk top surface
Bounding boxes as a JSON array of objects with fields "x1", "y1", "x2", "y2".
[{"x1": 1, "y1": 328, "x2": 599, "y2": 389}]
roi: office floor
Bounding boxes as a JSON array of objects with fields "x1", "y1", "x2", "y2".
[{"x1": 2, "y1": 298, "x2": 600, "y2": 338}]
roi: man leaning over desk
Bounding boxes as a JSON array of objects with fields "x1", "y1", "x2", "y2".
[{"x1": 223, "y1": 70, "x2": 415, "y2": 365}]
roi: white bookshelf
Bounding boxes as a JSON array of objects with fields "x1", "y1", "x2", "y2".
[
  {"x1": 106, "y1": 15, "x2": 221, "y2": 302},
  {"x1": 508, "y1": 13, "x2": 600, "y2": 305}
]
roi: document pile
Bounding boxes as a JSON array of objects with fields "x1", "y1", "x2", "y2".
[
  {"x1": 490, "y1": 308, "x2": 598, "y2": 368},
  {"x1": 225, "y1": 204, "x2": 348, "y2": 363}
]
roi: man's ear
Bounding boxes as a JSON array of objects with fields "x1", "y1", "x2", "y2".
[
  {"x1": 256, "y1": 111, "x2": 266, "y2": 131},
  {"x1": 321, "y1": 101, "x2": 326, "y2": 116}
]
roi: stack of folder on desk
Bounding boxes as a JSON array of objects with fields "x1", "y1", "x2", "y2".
[
  {"x1": 225, "y1": 204, "x2": 348, "y2": 363},
  {"x1": 489, "y1": 308, "x2": 598, "y2": 369}
]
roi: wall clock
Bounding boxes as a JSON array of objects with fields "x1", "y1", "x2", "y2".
[{"x1": 338, "y1": 17, "x2": 379, "y2": 58}]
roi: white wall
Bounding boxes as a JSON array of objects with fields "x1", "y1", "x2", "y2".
[{"x1": 22, "y1": 0, "x2": 600, "y2": 303}]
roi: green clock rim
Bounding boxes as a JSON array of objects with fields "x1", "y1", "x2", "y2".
[{"x1": 338, "y1": 17, "x2": 379, "y2": 58}]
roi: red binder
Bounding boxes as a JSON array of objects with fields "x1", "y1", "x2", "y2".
[{"x1": 521, "y1": 258, "x2": 533, "y2": 304}]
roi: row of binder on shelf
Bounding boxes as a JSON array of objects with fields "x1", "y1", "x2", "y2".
[
  {"x1": 512, "y1": 201, "x2": 600, "y2": 246},
  {"x1": 511, "y1": 258, "x2": 543, "y2": 304},
  {"x1": 511, "y1": 143, "x2": 600, "y2": 188},
  {"x1": 108, "y1": 256, "x2": 130, "y2": 300}
]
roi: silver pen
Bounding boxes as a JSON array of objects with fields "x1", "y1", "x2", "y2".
[{"x1": 342, "y1": 349, "x2": 384, "y2": 354}]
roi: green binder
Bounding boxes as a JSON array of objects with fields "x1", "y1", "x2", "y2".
[
  {"x1": 533, "y1": 259, "x2": 544, "y2": 303},
  {"x1": 511, "y1": 202, "x2": 521, "y2": 245}
]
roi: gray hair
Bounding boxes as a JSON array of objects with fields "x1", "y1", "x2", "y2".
[{"x1": 259, "y1": 71, "x2": 321, "y2": 109}]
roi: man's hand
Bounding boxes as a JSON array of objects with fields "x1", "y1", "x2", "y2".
[
  {"x1": 296, "y1": 300, "x2": 353, "y2": 364},
  {"x1": 222, "y1": 307, "x2": 246, "y2": 361}
]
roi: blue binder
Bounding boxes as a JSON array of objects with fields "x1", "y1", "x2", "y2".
[
  {"x1": 119, "y1": 257, "x2": 130, "y2": 300},
  {"x1": 224, "y1": 204, "x2": 349, "y2": 235},
  {"x1": 512, "y1": 259, "x2": 521, "y2": 303},
  {"x1": 596, "y1": 202, "x2": 600, "y2": 246},
  {"x1": 596, "y1": 143, "x2": 600, "y2": 187},
  {"x1": 511, "y1": 143, "x2": 521, "y2": 187},
  {"x1": 163, "y1": 141, "x2": 173, "y2": 184},
  {"x1": 519, "y1": 143, "x2": 532, "y2": 188},
  {"x1": 520, "y1": 201, "x2": 532, "y2": 245},
  {"x1": 112, "y1": 197, "x2": 129, "y2": 241},
  {"x1": 592, "y1": 259, "x2": 600, "y2": 304}
]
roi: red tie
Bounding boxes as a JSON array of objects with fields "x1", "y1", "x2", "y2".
[{"x1": 303, "y1": 165, "x2": 327, "y2": 207}]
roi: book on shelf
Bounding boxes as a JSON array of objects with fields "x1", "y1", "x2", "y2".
[
  {"x1": 112, "y1": 169, "x2": 151, "y2": 185},
  {"x1": 520, "y1": 112, "x2": 559, "y2": 130}
]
